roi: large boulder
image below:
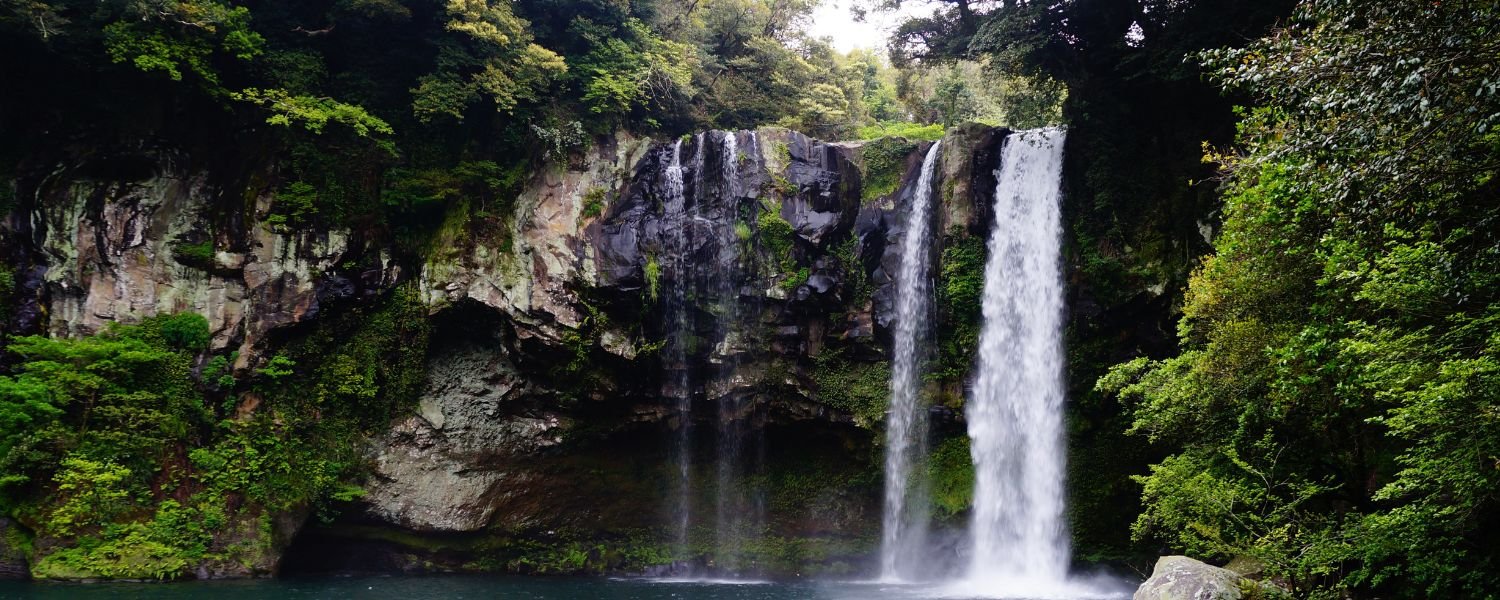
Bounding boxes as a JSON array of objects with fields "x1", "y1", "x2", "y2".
[
  {"x1": 1134, "y1": 556, "x2": 1250, "y2": 600},
  {"x1": 361, "y1": 329, "x2": 565, "y2": 532}
]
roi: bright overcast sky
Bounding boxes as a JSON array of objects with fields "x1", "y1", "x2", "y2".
[{"x1": 807, "y1": 0, "x2": 939, "y2": 54}]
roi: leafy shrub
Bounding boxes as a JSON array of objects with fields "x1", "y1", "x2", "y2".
[
  {"x1": 857, "y1": 122, "x2": 945, "y2": 142},
  {"x1": 156, "y1": 313, "x2": 211, "y2": 350},
  {"x1": 859, "y1": 137, "x2": 918, "y2": 202}
]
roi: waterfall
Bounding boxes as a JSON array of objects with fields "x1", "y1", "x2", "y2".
[
  {"x1": 663, "y1": 138, "x2": 693, "y2": 561},
  {"x1": 713, "y1": 130, "x2": 755, "y2": 574},
  {"x1": 880, "y1": 140, "x2": 941, "y2": 581},
  {"x1": 964, "y1": 127, "x2": 1070, "y2": 593},
  {"x1": 657, "y1": 131, "x2": 766, "y2": 578}
]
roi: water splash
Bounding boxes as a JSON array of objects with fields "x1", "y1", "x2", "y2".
[
  {"x1": 881, "y1": 141, "x2": 942, "y2": 581},
  {"x1": 963, "y1": 127, "x2": 1070, "y2": 595}
]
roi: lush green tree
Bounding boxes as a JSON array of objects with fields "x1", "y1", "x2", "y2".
[
  {"x1": 411, "y1": 0, "x2": 567, "y2": 122},
  {"x1": 1101, "y1": 1, "x2": 1500, "y2": 597}
]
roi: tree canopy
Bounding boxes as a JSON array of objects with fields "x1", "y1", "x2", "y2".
[{"x1": 1098, "y1": 1, "x2": 1500, "y2": 597}]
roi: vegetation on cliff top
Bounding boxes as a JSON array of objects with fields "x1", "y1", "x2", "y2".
[{"x1": 0, "y1": 0, "x2": 941, "y2": 235}]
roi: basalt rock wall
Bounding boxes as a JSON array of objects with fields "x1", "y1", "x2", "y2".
[{"x1": 0, "y1": 125, "x2": 1007, "y2": 578}]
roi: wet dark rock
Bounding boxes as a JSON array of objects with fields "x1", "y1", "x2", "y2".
[
  {"x1": 0, "y1": 518, "x2": 28, "y2": 580},
  {"x1": 778, "y1": 132, "x2": 862, "y2": 247}
]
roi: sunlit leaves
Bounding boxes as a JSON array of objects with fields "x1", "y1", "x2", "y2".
[
  {"x1": 1201, "y1": 0, "x2": 1500, "y2": 226},
  {"x1": 412, "y1": 0, "x2": 567, "y2": 122},
  {"x1": 101, "y1": 1, "x2": 264, "y2": 94},
  {"x1": 234, "y1": 88, "x2": 393, "y2": 137}
]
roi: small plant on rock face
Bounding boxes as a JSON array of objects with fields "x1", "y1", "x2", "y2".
[
  {"x1": 581, "y1": 187, "x2": 608, "y2": 219},
  {"x1": 171, "y1": 241, "x2": 216, "y2": 269},
  {"x1": 267, "y1": 181, "x2": 319, "y2": 229},
  {"x1": 756, "y1": 202, "x2": 798, "y2": 277},
  {"x1": 644, "y1": 254, "x2": 661, "y2": 301},
  {"x1": 531, "y1": 120, "x2": 588, "y2": 160},
  {"x1": 859, "y1": 137, "x2": 919, "y2": 202}
]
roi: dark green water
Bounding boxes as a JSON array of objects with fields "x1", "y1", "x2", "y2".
[{"x1": 0, "y1": 575, "x2": 1136, "y2": 600}]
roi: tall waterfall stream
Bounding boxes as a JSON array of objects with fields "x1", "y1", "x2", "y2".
[
  {"x1": 880, "y1": 141, "x2": 941, "y2": 581},
  {"x1": 960, "y1": 127, "x2": 1076, "y2": 596}
]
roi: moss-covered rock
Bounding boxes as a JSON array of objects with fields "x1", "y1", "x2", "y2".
[{"x1": 0, "y1": 518, "x2": 28, "y2": 580}]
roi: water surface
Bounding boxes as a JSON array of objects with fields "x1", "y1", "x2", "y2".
[{"x1": 0, "y1": 575, "x2": 1136, "y2": 600}]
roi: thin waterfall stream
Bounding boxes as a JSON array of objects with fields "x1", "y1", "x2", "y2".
[
  {"x1": 880, "y1": 141, "x2": 941, "y2": 581},
  {"x1": 663, "y1": 138, "x2": 693, "y2": 562},
  {"x1": 660, "y1": 131, "x2": 767, "y2": 578},
  {"x1": 712, "y1": 130, "x2": 760, "y2": 575}
]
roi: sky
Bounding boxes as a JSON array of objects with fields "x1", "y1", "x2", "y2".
[{"x1": 806, "y1": 0, "x2": 938, "y2": 53}]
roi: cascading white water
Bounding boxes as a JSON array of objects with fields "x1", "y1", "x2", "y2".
[
  {"x1": 880, "y1": 141, "x2": 941, "y2": 581},
  {"x1": 721, "y1": 131, "x2": 739, "y2": 196},
  {"x1": 663, "y1": 139, "x2": 693, "y2": 560},
  {"x1": 713, "y1": 130, "x2": 752, "y2": 573},
  {"x1": 660, "y1": 131, "x2": 766, "y2": 578},
  {"x1": 964, "y1": 127, "x2": 1070, "y2": 594}
]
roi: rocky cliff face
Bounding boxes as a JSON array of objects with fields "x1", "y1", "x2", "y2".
[
  {"x1": 1, "y1": 125, "x2": 1007, "y2": 578},
  {"x1": 5, "y1": 149, "x2": 398, "y2": 368}
]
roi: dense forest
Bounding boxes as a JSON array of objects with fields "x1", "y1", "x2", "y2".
[{"x1": 0, "y1": 1, "x2": 1496, "y2": 599}]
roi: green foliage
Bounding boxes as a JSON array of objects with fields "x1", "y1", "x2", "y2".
[
  {"x1": 927, "y1": 436, "x2": 973, "y2": 520},
  {"x1": 928, "y1": 70, "x2": 978, "y2": 127},
  {"x1": 529, "y1": 120, "x2": 589, "y2": 160},
  {"x1": 171, "y1": 240, "x2": 215, "y2": 270},
  {"x1": 383, "y1": 160, "x2": 516, "y2": 214},
  {"x1": 203, "y1": 352, "x2": 236, "y2": 390},
  {"x1": 0, "y1": 265, "x2": 12, "y2": 324},
  {"x1": 580, "y1": 186, "x2": 607, "y2": 219},
  {"x1": 0, "y1": 312, "x2": 232, "y2": 578},
  {"x1": 643, "y1": 254, "x2": 661, "y2": 301},
  {"x1": 0, "y1": 285, "x2": 430, "y2": 579},
  {"x1": 889, "y1": 60, "x2": 1063, "y2": 130},
  {"x1": 100, "y1": 1, "x2": 264, "y2": 95},
  {"x1": 492, "y1": 534, "x2": 676, "y2": 574},
  {"x1": 411, "y1": 0, "x2": 567, "y2": 122},
  {"x1": 47, "y1": 457, "x2": 132, "y2": 537},
  {"x1": 266, "y1": 181, "x2": 320, "y2": 229},
  {"x1": 570, "y1": 19, "x2": 693, "y2": 124},
  {"x1": 930, "y1": 232, "x2": 984, "y2": 382},
  {"x1": 156, "y1": 312, "x2": 211, "y2": 351},
  {"x1": 255, "y1": 354, "x2": 294, "y2": 381},
  {"x1": 756, "y1": 202, "x2": 799, "y2": 284},
  {"x1": 1201, "y1": 0, "x2": 1500, "y2": 224},
  {"x1": 1099, "y1": 2, "x2": 1500, "y2": 592},
  {"x1": 858, "y1": 137, "x2": 918, "y2": 202},
  {"x1": 857, "y1": 122, "x2": 944, "y2": 142},
  {"x1": 779, "y1": 266, "x2": 809, "y2": 292},
  {"x1": 233, "y1": 88, "x2": 393, "y2": 138},
  {"x1": 809, "y1": 347, "x2": 889, "y2": 428},
  {"x1": 832, "y1": 236, "x2": 871, "y2": 307},
  {"x1": 280, "y1": 286, "x2": 431, "y2": 420}
]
